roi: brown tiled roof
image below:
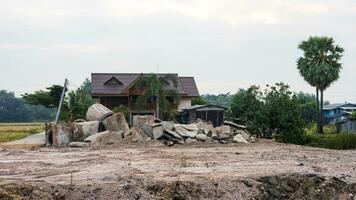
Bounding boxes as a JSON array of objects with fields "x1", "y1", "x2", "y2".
[
  {"x1": 179, "y1": 77, "x2": 200, "y2": 97},
  {"x1": 91, "y1": 73, "x2": 199, "y2": 97}
]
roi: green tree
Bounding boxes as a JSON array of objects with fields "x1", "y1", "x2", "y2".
[
  {"x1": 22, "y1": 85, "x2": 65, "y2": 108},
  {"x1": 263, "y1": 83, "x2": 305, "y2": 142},
  {"x1": 191, "y1": 96, "x2": 208, "y2": 106},
  {"x1": 230, "y1": 86, "x2": 266, "y2": 137},
  {"x1": 67, "y1": 80, "x2": 94, "y2": 120},
  {"x1": 136, "y1": 74, "x2": 180, "y2": 119},
  {"x1": 295, "y1": 92, "x2": 317, "y2": 125},
  {"x1": 297, "y1": 36, "x2": 344, "y2": 134},
  {"x1": 201, "y1": 93, "x2": 232, "y2": 107}
]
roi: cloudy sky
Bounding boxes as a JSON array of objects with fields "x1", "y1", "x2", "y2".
[{"x1": 0, "y1": 0, "x2": 355, "y2": 102}]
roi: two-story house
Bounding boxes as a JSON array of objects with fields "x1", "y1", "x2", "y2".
[
  {"x1": 323, "y1": 103, "x2": 356, "y2": 124},
  {"x1": 90, "y1": 73, "x2": 200, "y2": 115}
]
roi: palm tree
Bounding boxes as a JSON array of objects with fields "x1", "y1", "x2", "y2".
[
  {"x1": 136, "y1": 73, "x2": 180, "y2": 119},
  {"x1": 297, "y1": 36, "x2": 344, "y2": 134}
]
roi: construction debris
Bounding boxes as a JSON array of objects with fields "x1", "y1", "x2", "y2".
[{"x1": 45, "y1": 103, "x2": 256, "y2": 147}]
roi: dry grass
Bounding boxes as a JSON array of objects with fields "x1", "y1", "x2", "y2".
[{"x1": 0, "y1": 123, "x2": 44, "y2": 143}]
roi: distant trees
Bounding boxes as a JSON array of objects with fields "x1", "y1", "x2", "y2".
[
  {"x1": 297, "y1": 36, "x2": 344, "y2": 134},
  {"x1": 0, "y1": 90, "x2": 55, "y2": 122},
  {"x1": 191, "y1": 96, "x2": 208, "y2": 106},
  {"x1": 201, "y1": 93, "x2": 232, "y2": 107}
]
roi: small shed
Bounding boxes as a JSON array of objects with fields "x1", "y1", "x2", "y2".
[{"x1": 181, "y1": 104, "x2": 227, "y2": 127}]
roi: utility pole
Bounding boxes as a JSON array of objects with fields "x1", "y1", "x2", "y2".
[
  {"x1": 156, "y1": 63, "x2": 159, "y2": 118},
  {"x1": 55, "y1": 78, "x2": 68, "y2": 124}
]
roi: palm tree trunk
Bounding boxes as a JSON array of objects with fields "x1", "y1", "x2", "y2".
[
  {"x1": 320, "y1": 90, "x2": 324, "y2": 134},
  {"x1": 316, "y1": 87, "x2": 321, "y2": 135}
]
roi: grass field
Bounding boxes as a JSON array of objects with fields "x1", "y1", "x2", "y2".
[{"x1": 0, "y1": 123, "x2": 44, "y2": 143}]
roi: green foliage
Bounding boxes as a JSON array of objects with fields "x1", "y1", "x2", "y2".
[
  {"x1": 263, "y1": 83, "x2": 305, "y2": 142},
  {"x1": 112, "y1": 105, "x2": 130, "y2": 123},
  {"x1": 0, "y1": 90, "x2": 55, "y2": 122},
  {"x1": 305, "y1": 133, "x2": 356, "y2": 150},
  {"x1": 22, "y1": 85, "x2": 65, "y2": 108},
  {"x1": 67, "y1": 79, "x2": 94, "y2": 120},
  {"x1": 136, "y1": 74, "x2": 180, "y2": 119},
  {"x1": 201, "y1": 93, "x2": 232, "y2": 107},
  {"x1": 348, "y1": 112, "x2": 356, "y2": 121},
  {"x1": 191, "y1": 96, "x2": 208, "y2": 106},
  {"x1": 229, "y1": 83, "x2": 305, "y2": 143},
  {"x1": 295, "y1": 92, "x2": 316, "y2": 125},
  {"x1": 230, "y1": 86, "x2": 266, "y2": 135}
]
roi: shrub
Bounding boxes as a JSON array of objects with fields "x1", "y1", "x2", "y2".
[{"x1": 304, "y1": 133, "x2": 356, "y2": 150}]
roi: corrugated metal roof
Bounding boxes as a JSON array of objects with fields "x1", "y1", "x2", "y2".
[
  {"x1": 91, "y1": 73, "x2": 199, "y2": 97},
  {"x1": 323, "y1": 103, "x2": 356, "y2": 110}
]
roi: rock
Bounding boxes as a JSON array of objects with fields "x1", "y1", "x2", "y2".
[
  {"x1": 174, "y1": 125, "x2": 198, "y2": 138},
  {"x1": 69, "y1": 142, "x2": 89, "y2": 148},
  {"x1": 196, "y1": 133, "x2": 207, "y2": 141},
  {"x1": 133, "y1": 115, "x2": 155, "y2": 129},
  {"x1": 235, "y1": 130, "x2": 250, "y2": 141},
  {"x1": 223, "y1": 121, "x2": 247, "y2": 129},
  {"x1": 152, "y1": 126, "x2": 164, "y2": 140},
  {"x1": 218, "y1": 133, "x2": 230, "y2": 139},
  {"x1": 84, "y1": 131, "x2": 122, "y2": 146},
  {"x1": 205, "y1": 137, "x2": 213, "y2": 143},
  {"x1": 219, "y1": 140, "x2": 228, "y2": 144},
  {"x1": 164, "y1": 129, "x2": 183, "y2": 140},
  {"x1": 180, "y1": 124, "x2": 199, "y2": 131},
  {"x1": 216, "y1": 125, "x2": 232, "y2": 135},
  {"x1": 73, "y1": 121, "x2": 99, "y2": 141},
  {"x1": 142, "y1": 124, "x2": 154, "y2": 138},
  {"x1": 51, "y1": 124, "x2": 72, "y2": 146},
  {"x1": 185, "y1": 138, "x2": 198, "y2": 144},
  {"x1": 130, "y1": 128, "x2": 150, "y2": 143},
  {"x1": 196, "y1": 122, "x2": 217, "y2": 137},
  {"x1": 86, "y1": 103, "x2": 113, "y2": 122},
  {"x1": 233, "y1": 134, "x2": 249, "y2": 143},
  {"x1": 161, "y1": 121, "x2": 174, "y2": 130},
  {"x1": 102, "y1": 113, "x2": 129, "y2": 134},
  {"x1": 250, "y1": 136, "x2": 256, "y2": 143},
  {"x1": 162, "y1": 132, "x2": 184, "y2": 144}
]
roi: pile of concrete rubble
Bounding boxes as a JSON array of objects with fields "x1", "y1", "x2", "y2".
[{"x1": 46, "y1": 103, "x2": 255, "y2": 147}]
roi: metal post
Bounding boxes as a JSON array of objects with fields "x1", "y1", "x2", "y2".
[{"x1": 55, "y1": 79, "x2": 68, "y2": 124}]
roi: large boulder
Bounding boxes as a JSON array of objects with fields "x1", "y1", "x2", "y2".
[
  {"x1": 73, "y1": 121, "x2": 99, "y2": 141},
  {"x1": 84, "y1": 131, "x2": 123, "y2": 147},
  {"x1": 51, "y1": 124, "x2": 72, "y2": 146},
  {"x1": 152, "y1": 125, "x2": 164, "y2": 140},
  {"x1": 233, "y1": 134, "x2": 249, "y2": 143},
  {"x1": 142, "y1": 124, "x2": 154, "y2": 138},
  {"x1": 86, "y1": 103, "x2": 113, "y2": 122},
  {"x1": 102, "y1": 112, "x2": 129, "y2": 134},
  {"x1": 196, "y1": 133, "x2": 208, "y2": 141},
  {"x1": 216, "y1": 125, "x2": 232, "y2": 139},
  {"x1": 132, "y1": 115, "x2": 155, "y2": 129},
  {"x1": 235, "y1": 129, "x2": 251, "y2": 141},
  {"x1": 174, "y1": 125, "x2": 198, "y2": 138}
]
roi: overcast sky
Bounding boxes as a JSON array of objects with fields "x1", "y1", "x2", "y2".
[{"x1": 0, "y1": 0, "x2": 355, "y2": 103}]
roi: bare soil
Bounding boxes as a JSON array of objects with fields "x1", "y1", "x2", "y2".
[{"x1": 0, "y1": 140, "x2": 355, "y2": 199}]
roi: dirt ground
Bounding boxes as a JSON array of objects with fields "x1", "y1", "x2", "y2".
[{"x1": 0, "y1": 140, "x2": 356, "y2": 199}]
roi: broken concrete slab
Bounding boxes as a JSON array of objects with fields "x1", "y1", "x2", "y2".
[
  {"x1": 132, "y1": 115, "x2": 155, "y2": 130},
  {"x1": 223, "y1": 121, "x2": 247, "y2": 129},
  {"x1": 233, "y1": 134, "x2": 249, "y2": 143},
  {"x1": 51, "y1": 124, "x2": 72, "y2": 146},
  {"x1": 185, "y1": 138, "x2": 198, "y2": 144},
  {"x1": 84, "y1": 131, "x2": 123, "y2": 147},
  {"x1": 174, "y1": 125, "x2": 198, "y2": 138},
  {"x1": 164, "y1": 129, "x2": 183, "y2": 140},
  {"x1": 73, "y1": 121, "x2": 99, "y2": 141},
  {"x1": 142, "y1": 124, "x2": 154, "y2": 138},
  {"x1": 180, "y1": 124, "x2": 199, "y2": 131},
  {"x1": 86, "y1": 103, "x2": 113, "y2": 122},
  {"x1": 216, "y1": 125, "x2": 232, "y2": 135},
  {"x1": 235, "y1": 130, "x2": 251, "y2": 141},
  {"x1": 196, "y1": 133, "x2": 208, "y2": 141},
  {"x1": 152, "y1": 126, "x2": 164, "y2": 140},
  {"x1": 102, "y1": 112, "x2": 129, "y2": 134},
  {"x1": 196, "y1": 122, "x2": 217, "y2": 137},
  {"x1": 161, "y1": 121, "x2": 174, "y2": 131},
  {"x1": 129, "y1": 128, "x2": 151, "y2": 143},
  {"x1": 69, "y1": 142, "x2": 89, "y2": 148}
]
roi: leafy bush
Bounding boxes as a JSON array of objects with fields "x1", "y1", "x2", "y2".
[
  {"x1": 306, "y1": 134, "x2": 356, "y2": 150},
  {"x1": 113, "y1": 105, "x2": 131, "y2": 124}
]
